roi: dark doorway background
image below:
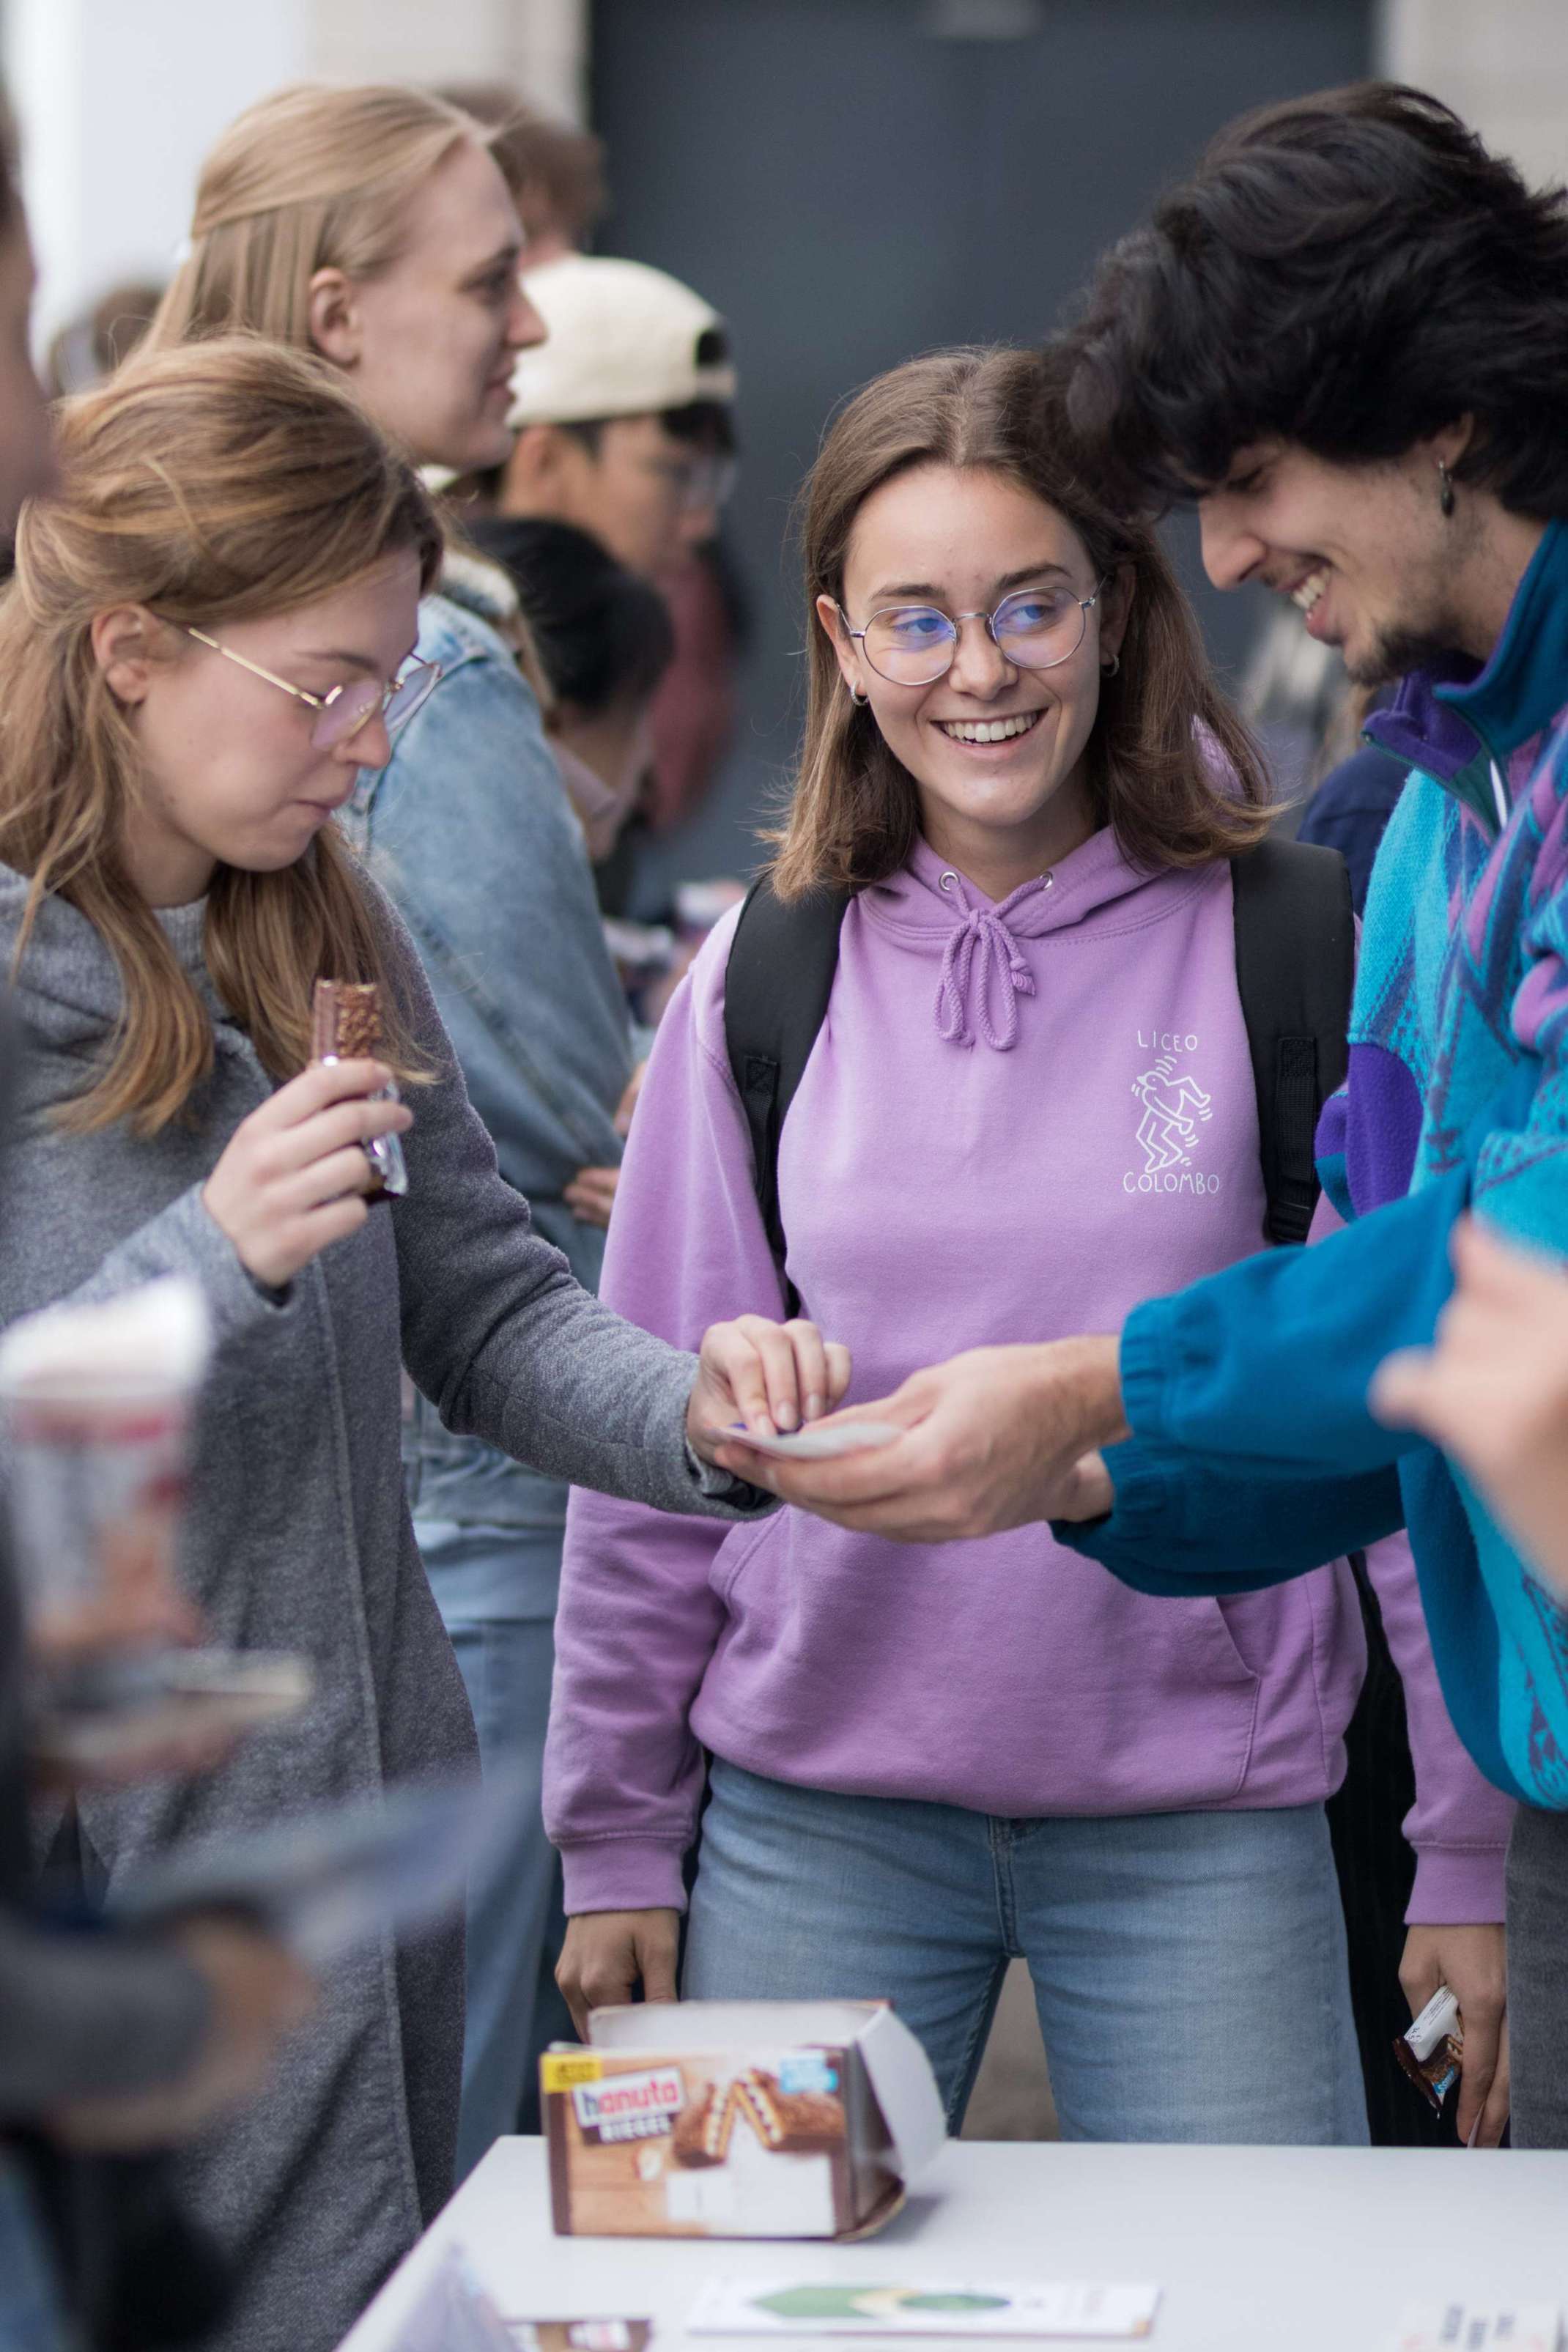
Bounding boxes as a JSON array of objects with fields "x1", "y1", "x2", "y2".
[{"x1": 592, "y1": 0, "x2": 1372, "y2": 901}]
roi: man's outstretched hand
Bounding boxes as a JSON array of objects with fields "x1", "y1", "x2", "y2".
[
  {"x1": 1373, "y1": 1218, "x2": 1568, "y2": 1604},
  {"x1": 711, "y1": 1335, "x2": 1127, "y2": 1542}
]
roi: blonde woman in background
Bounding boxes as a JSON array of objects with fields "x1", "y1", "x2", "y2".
[{"x1": 147, "y1": 86, "x2": 651, "y2": 2177}]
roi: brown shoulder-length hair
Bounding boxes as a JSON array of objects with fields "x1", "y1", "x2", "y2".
[
  {"x1": 770, "y1": 344, "x2": 1272, "y2": 899},
  {"x1": 0, "y1": 334, "x2": 444, "y2": 1135}
]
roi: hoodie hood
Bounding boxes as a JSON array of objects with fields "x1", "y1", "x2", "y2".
[
  {"x1": 0, "y1": 862, "x2": 218, "y2": 1064},
  {"x1": 859, "y1": 826, "x2": 1194, "y2": 1053}
]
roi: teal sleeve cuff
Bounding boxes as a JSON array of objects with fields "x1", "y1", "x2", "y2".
[
  {"x1": 1118, "y1": 1166, "x2": 1471, "y2": 1478},
  {"x1": 1054, "y1": 1438, "x2": 1405, "y2": 1597}
]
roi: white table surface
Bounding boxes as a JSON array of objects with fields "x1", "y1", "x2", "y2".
[{"x1": 339, "y1": 2135, "x2": 1568, "y2": 2352}]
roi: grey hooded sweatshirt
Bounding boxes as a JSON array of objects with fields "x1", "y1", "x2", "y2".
[{"x1": 0, "y1": 861, "x2": 761, "y2": 2352}]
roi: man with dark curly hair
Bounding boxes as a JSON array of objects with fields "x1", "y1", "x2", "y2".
[{"x1": 722, "y1": 83, "x2": 1568, "y2": 2149}]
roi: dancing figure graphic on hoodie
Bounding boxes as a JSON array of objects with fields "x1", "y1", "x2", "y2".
[{"x1": 1132, "y1": 1052, "x2": 1213, "y2": 1174}]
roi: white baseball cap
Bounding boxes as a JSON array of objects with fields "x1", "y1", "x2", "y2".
[{"x1": 508, "y1": 253, "x2": 738, "y2": 428}]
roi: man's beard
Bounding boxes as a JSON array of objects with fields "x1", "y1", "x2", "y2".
[{"x1": 1345, "y1": 623, "x2": 1461, "y2": 689}]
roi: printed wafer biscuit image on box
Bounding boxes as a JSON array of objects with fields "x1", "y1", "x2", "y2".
[{"x1": 541, "y1": 2000, "x2": 946, "y2": 2241}]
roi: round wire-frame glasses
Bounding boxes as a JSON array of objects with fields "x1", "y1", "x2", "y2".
[
  {"x1": 837, "y1": 580, "x2": 1103, "y2": 687},
  {"x1": 182, "y1": 626, "x2": 442, "y2": 750}
]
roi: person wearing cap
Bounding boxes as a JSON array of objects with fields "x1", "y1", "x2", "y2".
[
  {"x1": 498, "y1": 254, "x2": 737, "y2": 582},
  {"x1": 437, "y1": 83, "x2": 610, "y2": 273},
  {"x1": 498, "y1": 255, "x2": 744, "y2": 856}
]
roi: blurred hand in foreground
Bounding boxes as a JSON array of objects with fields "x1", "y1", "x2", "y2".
[
  {"x1": 1372, "y1": 1218, "x2": 1568, "y2": 1603},
  {"x1": 48, "y1": 1916, "x2": 314, "y2": 2150},
  {"x1": 711, "y1": 1336, "x2": 1127, "y2": 1540}
]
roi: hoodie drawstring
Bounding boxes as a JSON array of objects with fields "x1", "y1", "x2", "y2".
[{"x1": 933, "y1": 868, "x2": 1049, "y2": 1051}]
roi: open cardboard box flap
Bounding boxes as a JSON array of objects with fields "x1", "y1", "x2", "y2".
[{"x1": 586, "y1": 1999, "x2": 946, "y2": 2181}]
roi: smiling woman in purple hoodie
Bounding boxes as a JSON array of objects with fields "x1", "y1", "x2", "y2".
[{"x1": 543, "y1": 348, "x2": 1512, "y2": 2143}]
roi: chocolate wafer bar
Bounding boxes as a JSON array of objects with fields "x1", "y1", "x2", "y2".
[
  {"x1": 734, "y1": 2068, "x2": 846, "y2": 2153},
  {"x1": 671, "y1": 2080, "x2": 738, "y2": 2169},
  {"x1": 311, "y1": 978, "x2": 385, "y2": 1064},
  {"x1": 309, "y1": 978, "x2": 408, "y2": 1199}
]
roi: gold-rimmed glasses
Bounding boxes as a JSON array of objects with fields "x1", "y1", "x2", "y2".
[
  {"x1": 836, "y1": 581, "x2": 1104, "y2": 687},
  {"x1": 182, "y1": 627, "x2": 441, "y2": 750}
]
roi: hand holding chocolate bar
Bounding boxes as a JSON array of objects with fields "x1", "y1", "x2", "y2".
[{"x1": 203, "y1": 1049, "x2": 413, "y2": 1291}]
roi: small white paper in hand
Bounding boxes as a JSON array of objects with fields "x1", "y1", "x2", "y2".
[{"x1": 720, "y1": 1420, "x2": 904, "y2": 1461}]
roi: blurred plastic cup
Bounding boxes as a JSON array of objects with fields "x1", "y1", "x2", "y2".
[{"x1": 0, "y1": 1278, "x2": 210, "y2": 1657}]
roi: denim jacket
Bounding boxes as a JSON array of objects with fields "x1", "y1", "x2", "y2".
[{"x1": 344, "y1": 588, "x2": 632, "y2": 1547}]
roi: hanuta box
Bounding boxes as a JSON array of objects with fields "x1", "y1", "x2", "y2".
[{"x1": 541, "y1": 1999, "x2": 946, "y2": 2241}]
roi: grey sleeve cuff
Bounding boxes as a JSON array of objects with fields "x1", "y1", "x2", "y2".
[
  {"x1": 0, "y1": 1915, "x2": 211, "y2": 2118},
  {"x1": 684, "y1": 1437, "x2": 774, "y2": 1514},
  {"x1": 59, "y1": 1184, "x2": 297, "y2": 1347}
]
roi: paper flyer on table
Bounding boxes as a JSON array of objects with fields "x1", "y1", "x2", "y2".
[
  {"x1": 687, "y1": 2279, "x2": 1161, "y2": 2340},
  {"x1": 1386, "y1": 2307, "x2": 1564, "y2": 2352}
]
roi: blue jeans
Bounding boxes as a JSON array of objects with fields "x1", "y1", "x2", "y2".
[
  {"x1": 684, "y1": 1761, "x2": 1368, "y2": 2145},
  {"x1": 419, "y1": 1520, "x2": 574, "y2": 2183},
  {"x1": 0, "y1": 2157, "x2": 73, "y2": 2352}
]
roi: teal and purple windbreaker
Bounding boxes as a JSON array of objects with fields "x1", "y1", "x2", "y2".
[{"x1": 1063, "y1": 519, "x2": 1568, "y2": 1808}]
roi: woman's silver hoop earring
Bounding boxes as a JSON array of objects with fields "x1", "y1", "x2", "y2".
[
  {"x1": 1101, "y1": 653, "x2": 1120, "y2": 678},
  {"x1": 849, "y1": 684, "x2": 869, "y2": 706},
  {"x1": 1438, "y1": 459, "x2": 1457, "y2": 518}
]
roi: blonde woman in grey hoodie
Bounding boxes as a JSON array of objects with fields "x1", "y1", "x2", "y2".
[{"x1": 0, "y1": 338, "x2": 834, "y2": 2352}]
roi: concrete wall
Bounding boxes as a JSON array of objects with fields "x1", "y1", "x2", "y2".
[
  {"x1": 1380, "y1": 0, "x2": 1568, "y2": 185},
  {"x1": 4, "y1": 0, "x2": 588, "y2": 344},
  {"x1": 310, "y1": 0, "x2": 586, "y2": 121}
]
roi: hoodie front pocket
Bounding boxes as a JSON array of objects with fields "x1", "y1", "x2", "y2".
[{"x1": 712, "y1": 1506, "x2": 785, "y2": 1606}]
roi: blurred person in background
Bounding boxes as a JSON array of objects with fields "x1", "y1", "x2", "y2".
[
  {"x1": 499, "y1": 252, "x2": 743, "y2": 886},
  {"x1": 468, "y1": 514, "x2": 674, "y2": 868},
  {"x1": 443, "y1": 98, "x2": 748, "y2": 870},
  {"x1": 0, "y1": 331, "x2": 819, "y2": 2352},
  {"x1": 499, "y1": 254, "x2": 736, "y2": 584},
  {"x1": 144, "y1": 84, "x2": 714, "y2": 2190},
  {"x1": 43, "y1": 276, "x2": 163, "y2": 399},
  {"x1": 1297, "y1": 695, "x2": 1406, "y2": 915},
  {"x1": 437, "y1": 81, "x2": 609, "y2": 270},
  {"x1": 0, "y1": 122, "x2": 311, "y2": 2352},
  {"x1": 1240, "y1": 609, "x2": 1403, "y2": 920},
  {"x1": 467, "y1": 515, "x2": 677, "y2": 1231}
]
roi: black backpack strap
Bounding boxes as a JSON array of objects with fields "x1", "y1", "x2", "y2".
[
  {"x1": 723, "y1": 873, "x2": 851, "y2": 1311},
  {"x1": 1231, "y1": 834, "x2": 1356, "y2": 1246}
]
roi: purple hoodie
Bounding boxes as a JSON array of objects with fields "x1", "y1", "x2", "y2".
[{"x1": 547, "y1": 829, "x2": 1512, "y2": 1918}]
